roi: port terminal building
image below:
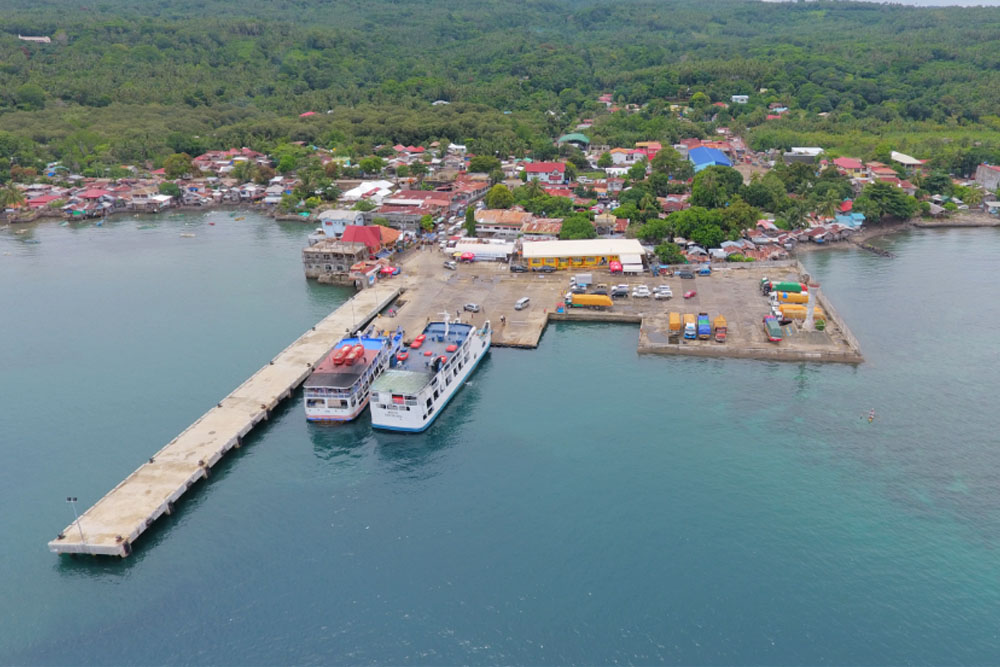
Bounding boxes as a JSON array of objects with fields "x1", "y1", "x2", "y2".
[{"x1": 521, "y1": 239, "x2": 645, "y2": 270}]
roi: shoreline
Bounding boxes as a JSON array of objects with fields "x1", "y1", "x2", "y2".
[
  {"x1": 793, "y1": 213, "x2": 999, "y2": 256},
  {"x1": 2, "y1": 201, "x2": 295, "y2": 227}
]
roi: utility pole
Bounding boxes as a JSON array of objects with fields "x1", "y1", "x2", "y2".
[{"x1": 66, "y1": 496, "x2": 86, "y2": 549}]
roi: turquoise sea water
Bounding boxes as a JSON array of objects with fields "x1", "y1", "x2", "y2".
[{"x1": 2, "y1": 213, "x2": 999, "y2": 665}]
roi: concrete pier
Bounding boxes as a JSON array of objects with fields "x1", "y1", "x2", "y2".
[{"x1": 48, "y1": 285, "x2": 400, "y2": 557}]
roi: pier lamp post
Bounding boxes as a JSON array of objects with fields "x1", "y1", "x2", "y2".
[{"x1": 66, "y1": 496, "x2": 86, "y2": 547}]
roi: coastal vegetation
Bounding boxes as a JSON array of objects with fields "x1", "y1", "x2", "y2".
[{"x1": 3, "y1": 0, "x2": 1000, "y2": 178}]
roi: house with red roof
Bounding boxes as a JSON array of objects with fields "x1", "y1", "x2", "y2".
[
  {"x1": 341, "y1": 225, "x2": 386, "y2": 254},
  {"x1": 832, "y1": 157, "x2": 865, "y2": 178},
  {"x1": 524, "y1": 162, "x2": 566, "y2": 185}
]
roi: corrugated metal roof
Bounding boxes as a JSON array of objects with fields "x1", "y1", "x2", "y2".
[{"x1": 521, "y1": 239, "x2": 644, "y2": 259}]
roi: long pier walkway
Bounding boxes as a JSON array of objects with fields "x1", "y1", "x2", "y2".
[{"x1": 48, "y1": 286, "x2": 401, "y2": 557}]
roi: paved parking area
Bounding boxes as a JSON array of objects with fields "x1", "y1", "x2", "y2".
[{"x1": 380, "y1": 248, "x2": 862, "y2": 362}]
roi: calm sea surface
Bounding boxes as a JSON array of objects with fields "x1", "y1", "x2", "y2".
[{"x1": 1, "y1": 213, "x2": 999, "y2": 665}]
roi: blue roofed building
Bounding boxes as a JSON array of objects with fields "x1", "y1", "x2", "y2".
[
  {"x1": 834, "y1": 212, "x2": 866, "y2": 228},
  {"x1": 688, "y1": 146, "x2": 733, "y2": 172}
]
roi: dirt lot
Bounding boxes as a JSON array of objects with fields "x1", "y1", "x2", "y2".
[{"x1": 378, "y1": 246, "x2": 862, "y2": 363}]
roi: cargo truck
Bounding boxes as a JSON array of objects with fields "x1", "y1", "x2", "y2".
[
  {"x1": 769, "y1": 291, "x2": 810, "y2": 305},
  {"x1": 763, "y1": 315, "x2": 783, "y2": 342},
  {"x1": 697, "y1": 312, "x2": 711, "y2": 339},
  {"x1": 776, "y1": 303, "x2": 825, "y2": 320},
  {"x1": 683, "y1": 313, "x2": 697, "y2": 339},
  {"x1": 760, "y1": 278, "x2": 807, "y2": 294},
  {"x1": 567, "y1": 293, "x2": 613, "y2": 310},
  {"x1": 713, "y1": 315, "x2": 727, "y2": 343},
  {"x1": 668, "y1": 312, "x2": 682, "y2": 334}
]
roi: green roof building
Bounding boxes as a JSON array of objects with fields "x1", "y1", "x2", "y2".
[{"x1": 557, "y1": 133, "x2": 590, "y2": 148}]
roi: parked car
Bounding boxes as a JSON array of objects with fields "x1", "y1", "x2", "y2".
[
  {"x1": 683, "y1": 290, "x2": 697, "y2": 299},
  {"x1": 463, "y1": 303, "x2": 481, "y2": 313},
  {"x1": 590, "y1": 288, "x2": 608, "y2": 296},
  {"x1": 514, "y1": 297, "x2": 530, "y2": 310},
  {"x1": 533, "y1": 265, "x2": 556, "y2": 273},
  {"x1": 509, "y1": 264, "x2": 528, "y2": 273},
  {"x1": 677, "y1": 270, "x2": 695, "y2": 279},
  {"x1": 610, "y1": 286, "x2": 629, "y2": 299},
  {"x1": 632, "y1": 285, "x2": 651, "y2": 298},
  {"x1": 443, "y1": 260, "x2": 457, "y2": 270},
  {"x1": 570, "y1": 285, "x2": 587, "y2": 294},
  {"x1": 653, "y1": 287, "x2": 673, "y2": 300}
]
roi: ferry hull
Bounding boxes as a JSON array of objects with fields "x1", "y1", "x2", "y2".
[
  {"x1": 371, "y1": 347, "x2": 488, "y2": 432},
  {"x1": 305, "y1": 396, "x2": 369, "y2": 423}
]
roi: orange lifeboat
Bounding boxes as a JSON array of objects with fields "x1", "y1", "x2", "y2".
[
  {"x1": 396, "y1": 351, "x2": 409, "y2": 362},
  {"x1": 445, "y1": 344, "x2": 458, "y2": 352},
  {"x1": 332, "y1": 343, "x2": 353, "y2": 365},
  {"x1": 409, "y1": 339, "x2": 423, "y2": 349},
  {"x1": 423, "y1": 350, "x2": 433, "y2": 356},
  {"x1": 414, "y1": 334, "x2": 427, "y2": 343},
  {"x1": 344, "y1": 345, "x2": 363, "y2": 366}
]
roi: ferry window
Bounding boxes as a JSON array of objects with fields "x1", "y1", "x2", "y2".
[
  {"x1": 426, "y1": 398, "x2": 432, "y2": 408},
  {"x1": 433, "y1": 390, "x2": 439, "y2": 399},
  {"x1": 306, "y1": 399, "x2": 324, "y2": 408},
  {"x1": 340, "y1": 400, "x2": 348, "y2": 408}
]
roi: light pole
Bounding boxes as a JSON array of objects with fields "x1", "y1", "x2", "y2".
[{"x1": 66, "y1": 496, "x2": 86, "y2": 547}]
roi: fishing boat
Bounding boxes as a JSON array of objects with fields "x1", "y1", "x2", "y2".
[
  {"x1": 369, "y1": 314, "x2": 491, "y2": 433},
  {"x1": 304, "y1": 326, "x2": 404, "y2": 422}
]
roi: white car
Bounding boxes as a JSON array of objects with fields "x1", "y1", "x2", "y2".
[
  {"x1": 654, "y1": 287, "x2": 673, "y2": 300},
  {"x1": 632, "y1": 285, "x2": 651, "y2": 298}
]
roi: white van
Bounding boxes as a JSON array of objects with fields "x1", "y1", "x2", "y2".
[{"x1": 514, "y1": 297, "x2": 530, "y2": 311}]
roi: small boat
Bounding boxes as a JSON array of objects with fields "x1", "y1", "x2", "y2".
[
  {"x1": 180, "y1": 233, "x2": 195, "y2": 238},
  {"x1": 234, "y1": 216, "x2": 245, "y2": 221}
]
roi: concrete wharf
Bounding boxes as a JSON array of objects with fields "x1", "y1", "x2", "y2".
[{"x1": 48, "y1": 286, "x2": 401, "y2": 557}]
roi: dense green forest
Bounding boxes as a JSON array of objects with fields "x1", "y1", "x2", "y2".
[{"x1": 4, "y1": 0, "x2": 1000, "y2": 177}]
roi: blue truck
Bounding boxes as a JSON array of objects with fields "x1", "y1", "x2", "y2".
[{"x1": 697, "y1": 312, "x2": 711, "y2": 340}]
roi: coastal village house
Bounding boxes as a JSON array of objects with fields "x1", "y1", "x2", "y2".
[
  {"x1": 523, "y1": 162, "x2": 567, "y2": 185},
  {"x1": 301, "y1": 240, "x2": 369, "y2": 283},
  {"x1": 975, "y1": 164, "x2": 1000, "y2": 192},
  {"x1": 474, "y1": 209, "x2": 534, "y2": 239},
  {"x1": 318, "y1": 209, "x2": 365, "y2": 237}
]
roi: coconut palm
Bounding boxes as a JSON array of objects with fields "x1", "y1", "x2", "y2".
[{"x1": 0, "y1": 186, "x2": 26, "y2": 219}]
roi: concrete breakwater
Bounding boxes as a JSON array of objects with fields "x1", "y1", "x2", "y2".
[{"x1": 48, "y1": 286, "x2": 400, "y2": 557}]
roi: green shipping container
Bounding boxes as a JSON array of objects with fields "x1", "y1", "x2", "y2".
[{"x1": 771, "y1": 281, "x2": 805, "y2": 293}]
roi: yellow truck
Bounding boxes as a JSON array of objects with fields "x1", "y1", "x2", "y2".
[
  {"x1": 713, "y1": 315, "x2": 727, "y2": 343},
  {"x1": 567, "y1": 294, "x2": 613, "y2": 310},
  {"x1": 668, "y1": 312, "x2": 682, "y2": 334},
  {"x1": 778, "y1": 304, "x2": 825, "y2": 320}
]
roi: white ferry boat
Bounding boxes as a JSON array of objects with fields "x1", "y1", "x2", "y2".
[
  {"x1": 369, "y1": 315, "x2": 491, "y2": 432},
  {"x1": 304, "y1": 326, "x2": 404, "y2": 422}
]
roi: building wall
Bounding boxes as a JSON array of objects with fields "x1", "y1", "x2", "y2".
[
  {"x1": 302, "y1": 247, "x2": 368, "y2": 279},
  {"x1": 526, "y1": 254, "x2": 620, "y2": 269},
  {"x1": 975, "y1": 165, "x2": 1000, "y2": 192}
]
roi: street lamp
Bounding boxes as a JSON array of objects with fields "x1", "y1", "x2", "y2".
[{"x1": 66, "y1": 496, "x2": 86, "y2": 547}]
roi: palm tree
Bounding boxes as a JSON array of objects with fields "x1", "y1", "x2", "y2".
[
  {"x1": 0, "y1": 185, "x2": 26, "y2": 220},
  {"x1": 964, "y1": 187, "x2": 984, "y2": 207},
  {"x1": 817, "y1": 191, "x2": 840, "y2": 219}
]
